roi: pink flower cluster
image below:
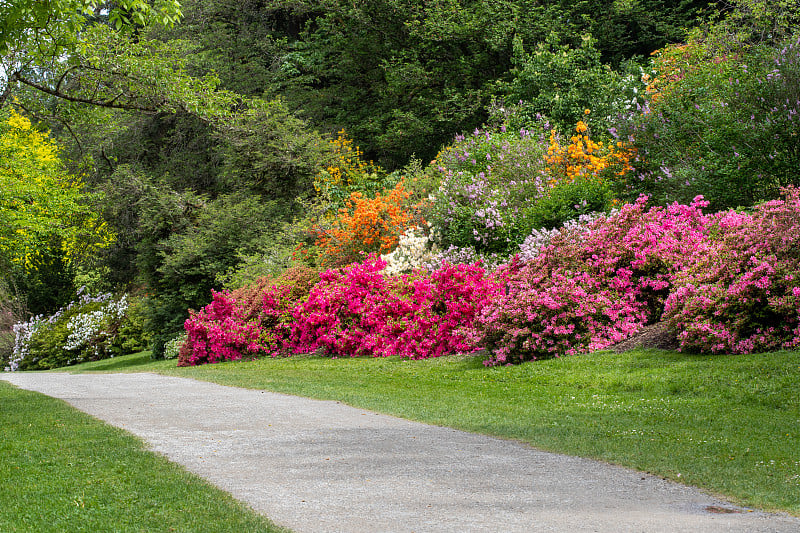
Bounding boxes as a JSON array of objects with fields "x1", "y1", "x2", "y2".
[
  {"x1": 181, "y1": 290, "x2": 269, "y2": 366},
  {"x1": 181, "y1": 255, "x2": 502, "y2": 365},
  {"x1": 287, "y1": 256, "x2": 502, "y2": 358},
  {"x1": 664, "y1": 187, "x2": 800, "y2": 353},
  {"x1": 181, "y1": 188, "x2": 800, "y2": 366},
  {"x1": 471, "y1": 195, "x2": 713, "y2": 365}
]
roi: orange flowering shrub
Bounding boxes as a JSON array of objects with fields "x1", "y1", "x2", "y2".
[
  {"x1": 308, "y1": 181, "x2": 422, "y2": 268},
  {"x1": 544, "y1": 117, "x2": 634, "y2": 184}
]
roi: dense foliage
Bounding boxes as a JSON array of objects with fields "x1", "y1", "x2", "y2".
[{"x1": 5, "y1": 0, "x2": 800, "y2": 370}]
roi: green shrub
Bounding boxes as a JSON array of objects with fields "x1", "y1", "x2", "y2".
[{"x1": 616, "y1": 2, "x2": 800, "y2": 209}]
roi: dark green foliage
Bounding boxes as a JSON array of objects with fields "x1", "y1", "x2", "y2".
[
  {"x1": 140, "y1": 192, "x2": 297, "y2": 358},
  {"x1": 493, "y1": 33, "x2": 622, "y2": 133},
  {"x1": 215, "y1": 98, "x2": 331, "y2": 198},
  {"x1": 14, "y1": 241, "x2": 76, "y2": 316},
  {"x1": 240, "y1": 0, "x2": 716, "y2": 168}
]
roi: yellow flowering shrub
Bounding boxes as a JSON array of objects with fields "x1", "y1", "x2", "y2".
[
  {"x1": 313, "y1": 130, "x2": 384, "y2": 206},
  {"x1": 0, "y1": 110, "x2": 113, "y2": 271},
  {"x1": 544, "y1": 117, "x2": 634, "y2": 185}
]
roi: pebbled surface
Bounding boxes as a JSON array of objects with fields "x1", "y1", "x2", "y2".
[{"x1": 3, "y1": 372, "x2": 799, "y2": 533}]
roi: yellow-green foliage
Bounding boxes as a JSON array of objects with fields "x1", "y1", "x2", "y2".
[{"x1": 0, "y1": 110, "x2": 113, "y2": 271}]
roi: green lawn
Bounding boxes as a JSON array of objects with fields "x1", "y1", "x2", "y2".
[
  {"x1": 63, "y1": 347, "x2": 800, "y2": 515},
  {"x1": 0, "y1": 380, "x2": 290, "y2": 533}
]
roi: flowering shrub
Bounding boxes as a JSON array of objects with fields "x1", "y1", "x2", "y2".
[
  {"x1": 381, "y1": 225, "x2": 441, "y2": 275},
  {"x1": 287, "y1": 256, "x2": 502, "y2": 360},
  {"x1": 180, "y1": 290, "x2": 265, "y2": 366},
  {"x1": 313, "y1": 130, "x2": 385, "y2": 207},
  {"x1": 179, "y1": 266, "x2": 320, "y2": 366},
  {"x1": 163, "y1": 332, "x2": 187, "y2": 360},
  {"x1": 287, "y1": 256, "x2": 395, "y2": 357},
  {"x1": 664, "y1": 187, "x2": 800, "y2": 353},
  {"x1": 517, "y1": 211, "x2": 611, "y2": 262},
  {"x1": 429, "y1": 124, "x2": 550, "y2": 255},
  {"x1": 9, "y1": 289, "x2": 130, "y2": 370},
  {"x1": 544, "y1": 118, "x2": 633, "y2": 184},
  {"x1": 423, "y1": 245, "x2": 506, "y2": 273},
  {"x1": 471, "y1": 196, "x2": 712, "y2": 365},
  {"x1": 306, "y1": 181, "x2": 422, "y2": 268},
  {"x1": 382, "y1": 262, "x2": 504, "y2": 359},
  {"x1": 616, "y1": 25, "x2": 800, "y2": 209}
]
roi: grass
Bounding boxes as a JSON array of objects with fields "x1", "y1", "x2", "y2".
[
  {"x1": 62, "y1": 347, "x2": 800, "y2": 515},
  {"x1": 0, "y1": 380, "x2": 290, "y2": 533}
]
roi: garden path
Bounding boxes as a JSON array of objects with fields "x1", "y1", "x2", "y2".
[{"x1": 3, "y1": 372, "x2": 799, "y2": 533}]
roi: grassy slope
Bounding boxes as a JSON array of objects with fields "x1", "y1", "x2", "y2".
[
  {"x1": 0, "y1": 380, "x2": 289, "y2": 532},
  {"x1": 64, "y1": 348, "x2": 800, "y2": 514}
]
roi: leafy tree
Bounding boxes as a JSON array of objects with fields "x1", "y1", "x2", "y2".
[
  {"x1": 0, "y1": 109, "x2": 113, "y2": 313},
  {"x1": 0, "y1": 110, "x2": 111, "y2": 272},
  {"x1": 493, "y1": 32, "x2": 622, "y2": 133},
  {"x1": 1, "y1": 0, "x2": 183, "y2": 108}
]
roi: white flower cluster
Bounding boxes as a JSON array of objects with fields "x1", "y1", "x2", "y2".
[
  {"x1": 64, "y1": 295, "x2": 129, "y2": 354},
  {"x1": 164, "y1": 332, "x2": 187, "y2": 360},
  {"x1": 7, "y1": 315, "x2": 43, "y2": 372},
  {"x1": 423, "y1": 245, "x2": 506, "y2": 272},
  {"x1": 517, "y1": 211, "x2": 615, "y2": 262},
  {"x1": 381, "y1": 226, "x2": 442, "y2": 275}
]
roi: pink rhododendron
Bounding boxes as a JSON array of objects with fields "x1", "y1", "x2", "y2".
[
  {"x1": 472, "y1": 195, "x2": 713, "y2": 365},
  {"x1": 664, "y1": 187, "x2": 800, "y2": 353}
]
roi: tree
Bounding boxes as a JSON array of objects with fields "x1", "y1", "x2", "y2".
[
  {"x1": 1, "y1": 1, "x2": 181, "y2": 106},
  {"x1": 0, "y1": 109, "x2": 112, "y2": 269},
  {"x1": 0, "y1": 108, "x2": 113, "y2": 312}
]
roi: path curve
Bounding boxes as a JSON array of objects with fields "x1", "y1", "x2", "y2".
[{"x1": 2, "y1": 372, "x2": 798, "y2": 533}]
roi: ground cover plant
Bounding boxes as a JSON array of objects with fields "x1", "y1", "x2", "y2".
[
  {"x1": 57, "y1": 348, "x2": 800, "y2": 515},
  {"x1": 0, "y1": 380, "x2": 288, "y2": 532}
]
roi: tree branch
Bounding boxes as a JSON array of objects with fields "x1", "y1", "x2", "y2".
[{"x1": 15, "y1": 73, "x2": 158, "y2": 112}]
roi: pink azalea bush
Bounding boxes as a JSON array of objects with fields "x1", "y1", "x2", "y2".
[
  {"x1": 664, "y1": 187, "x2": 800, "y2": 353},
  {"x1": 180, "y1": 290, "x2": 265, "y2": 366},
  {"x1": 380, "y1": 262, "x2": 504, "y2": 359},
  {"x1": 471, "y1": 196, "x2": 712, "y2": 365},
  {"x1": 179, "y1": 266, "x2": 319, "y2": 366},
  {"x1": 287, "y1": 255, "x2": 502, "y2": 359}
]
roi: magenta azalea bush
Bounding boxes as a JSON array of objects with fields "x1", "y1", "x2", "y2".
[
  {"x1": 471, "y1": 196, "x2": 712, "y2": 365},
  {"x1": 287, "y1": 256, "x2": 502, "y2": 359},
  {"x1": 181, "y1": 255, "x2": 501, "y2": 365},
  {"x1": 181, "y1": 290, "x2": 265, "y2": 366},
  {"x1": 664, "y1": 187, "x2": 800, "y2": 354}
]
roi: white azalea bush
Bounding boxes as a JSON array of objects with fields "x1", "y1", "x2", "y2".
[
  {"x1": 381, "y1": 225, "x2": 442, "y2": 274},
  {"x1": 7, "y1": 289, "x2": 130, "y2": 371},
  {"x1": 163, "y1": 331, "x2": 187, "y2": 360}
]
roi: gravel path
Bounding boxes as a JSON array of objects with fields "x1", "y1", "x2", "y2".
[{"x1": 2, "y1": 372, "x2": 798, "y2": 533}]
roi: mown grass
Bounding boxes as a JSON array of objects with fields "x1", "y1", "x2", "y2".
[
  {"x1": 0, "y1": 380, "x2": 289, "y2": 533},
  {"x1": 64, "y1": 348, "x2": 800, "y2": 515}
]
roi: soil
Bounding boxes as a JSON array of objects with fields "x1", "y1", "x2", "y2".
[{"x1": 610, "y1": 321, "x2": 680, "y2": 353}]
